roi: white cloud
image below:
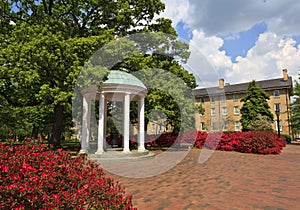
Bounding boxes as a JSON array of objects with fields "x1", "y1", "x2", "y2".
[
  {"x1": 185, "y1": 0, "x2": 300, "y2": 36},
  {"x1": 186, "y1": 30, "x2": 300, "y2": 87},
  {"x1": 229, "y1": 32, "x2": 300, "y2": 83},
  {"x1": 158, "y1": 0, "x2": 190, "y2": 27},
  {"x1": 161, "y1": 0, "x2": 300, "y2": 87},
  {"x1": 186, "y1": 30, "x2": 233, "y2": 87}
]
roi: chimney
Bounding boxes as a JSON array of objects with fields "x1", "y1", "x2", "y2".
[
  {"x1": 283, "y1": 69, "x2": 288, "y2": 81},
  {"x1": 219, "y1": 79, "x2": 224, "y2": 89}
]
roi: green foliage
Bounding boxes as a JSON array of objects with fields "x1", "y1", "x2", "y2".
[
  {"x1": 290, "y1": 81, "x2": 300, "y2": 134},
  {"x1": 280, "y1": 133, "x2": 291, "y2": 144},
  {"x1": 133, "y1": 68, "x2": 197, "y2": 133},
  {"x1": 240, "y1": 80, "x2": 274, "y2": 131},
  {"x1": 196, "y1": 104, "x2": 205, "y2": 116},
  {"x1": 0, "y1": 0, "x2": 196, "y2": 146}
]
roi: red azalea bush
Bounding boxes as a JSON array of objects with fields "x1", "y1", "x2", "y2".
[
  {"x1": 236, "y1": 131, "x2": 286, "y2": 154},
  {"x1": 136, "y1": 130, "x2": 285, "y2": 155},
  {"x1": 194, "y1": 130, "x2": 285, "y2": 155},
  {"x1": 0, "y1": 141, "x2": 136, "y2": 210}
]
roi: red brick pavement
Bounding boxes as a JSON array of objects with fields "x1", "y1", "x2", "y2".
[{"x1": 106, "y1": 144, "x2": 300, "y2": 210}]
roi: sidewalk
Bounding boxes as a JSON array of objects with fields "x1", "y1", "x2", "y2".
[{"x1": 106, "y1": 144, "x2": 300, "y2": 210}]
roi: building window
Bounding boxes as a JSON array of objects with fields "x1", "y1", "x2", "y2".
[
  {"x1": 210, "y1": 96, "x2": 215, "y2": 103},
  {"x1": 233, "y1": 94, "x2": 239, "y2": 102},
  {"x1": 201, "y1": 122, "x2": 206, "y2": 131},
  {"x1": 274, "y1": 90, "x2": 280, "y2": 97},
  {"x1": 234, "y1": 106, "x2": 239, "y2": 115},
  {"x1": 211, "y1": 122, "x2": 217, "y2": 131},
  {"x1": 221, "y1": 95, "x2": 226, "y2": 102},
  {"x1": 222, "y1": 107, "x2": 227, "y2": 115},
  {"x1": 211, "y1": 108, "x2": 216, "y2": 116},
  {"x1": 200, "y1": 98, "x2": 205, "y2": 104},
  {"x1": 151, "y1": 123, "x2": 155, "y2": 133},
  {"x1": 275, "y1": 120, "x2": 282, "y2": 132},
  {"x1": 234, "y1": 121, "x2": 240, "y2": 131},
  {"x1": 222, "y1": 122, "x2": 228, "y2": 131},
  {"x1": 274, "y1": 103, "x2": 281, "y2": 112}
]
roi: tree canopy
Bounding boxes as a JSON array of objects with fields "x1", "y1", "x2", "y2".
[
  {"x1": 0, "y1": 0, "x2": 198, "y2": 147},
  {"x1": 240, "y1": 80, "x2": 274, "y2": 131},
  {"x1": 290, "y1": 81, "x2": 300, "y2": 134}
]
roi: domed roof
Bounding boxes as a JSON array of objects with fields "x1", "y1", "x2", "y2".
[{"x1": 104, "y1": 70, "x2": 146, "y2": 89}]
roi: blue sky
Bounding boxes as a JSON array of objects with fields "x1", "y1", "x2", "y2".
[
  {"x1": 218, "y1": 22, "x2": 268, "y2": 63},
  {"x1": 161, "y1": 0, "x2": 300, "y2": 87},
  {"x1": 177, "y1": 21, "x2": 269, "y2": 63}
]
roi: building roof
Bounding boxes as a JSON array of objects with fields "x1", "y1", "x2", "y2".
[
  {"x1": 194, "y1": 77, "x2": 293, "y2": 97},
  {"x1": 104, "y1": 70, "x2": 147, "y2": 89}
]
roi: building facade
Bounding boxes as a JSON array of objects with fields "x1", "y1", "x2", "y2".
[{"x1": 194, "y1": 69, "x2": 293, "y2": 135}]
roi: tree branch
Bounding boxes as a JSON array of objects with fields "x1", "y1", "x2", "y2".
[{"x1": 42, "y1": 0, "x2": 48, "y2": 14}]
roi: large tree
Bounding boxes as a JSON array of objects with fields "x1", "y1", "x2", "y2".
[
  {"x1": 290, "y1": 81, "x2": 300, "y2": 134},
  {"x1": 240, "y1": 80, "x2": 274, "y2": 131},
  {"x1": 0, "y1": 0, "x2": 196, "y2": 147}
]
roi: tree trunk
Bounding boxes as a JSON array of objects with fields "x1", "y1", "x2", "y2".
[
  {"x1": 144, "y1": 118, "x2": 149, "y2": 133},
  {"x1": 50, "y1": 104, "x2": 64, "y2": 149},
  {"x1": 31, "y1": 125, "x2": 39, "y2": 140}
]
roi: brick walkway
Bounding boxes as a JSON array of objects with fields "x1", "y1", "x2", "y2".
[{"x1": 106, "y1": 143, "x2": 300, "y2": 210}]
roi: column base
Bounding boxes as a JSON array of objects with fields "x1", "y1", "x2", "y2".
[
  {"x1": 122, "y1": 150, "x2": 132, "y2": 154},
  {"x1": 95, "y1": 150, "x2": 104, "y2": 155},
  {"x1": 138, "y1": 148, "x2": 147, "y2": 153}
]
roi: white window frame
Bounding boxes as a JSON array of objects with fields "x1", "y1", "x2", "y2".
[
  {"x1": 233, "y1": 94, "x2": 239, "y2": 102},
  {"x1": 201, "y1": 122, "x2": 206, "y2": 131},
  {"x1": 222, "y1": 122, "x2": 228, "y2": 131},
  {"x1": 274, "y1": 90, "x2": 280, "y2": 97},
  {"x1": 151, "y1": 123, "x2": 156, "y2": 133},
  {"x1": 234, "y1": 106, "x2": 239, "y2": 115},
  {"x1": 211, "y1": 122, "x2": 217, "y2": 131},
  {"x1": 211, "y1": 108, "x2": 216, "y2": 116},
  {"x1": 234, "y1": 121, "x2": 240, "y2": 131},
  {"x1": 274, "y1": 103, "x2": 281, "y2": 112},
  {"x1": 210, "y1": 96, "x2": 215, "y2": 103},
  {"x1": 222, "y1": 107, "x2": 227, "y2": 116}
]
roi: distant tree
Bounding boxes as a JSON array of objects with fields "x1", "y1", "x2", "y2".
[
  {"x1": 240, "y1": 80, "x2": 274, "y2": 131},
  {"x1": 290, "y1": 81, "x2": 300, "y2": 134}
]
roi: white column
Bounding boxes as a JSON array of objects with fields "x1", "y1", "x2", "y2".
[
  {"x1": 123, "y1": 93, "x2": 131, "y2": 153},
  {"x1": 95, "y1": 93, "x2": 105, "y2": 155},
  {"x1": 79, "y1": 96, "x2": 91, "y2": 154},
  {"x1": 138, "y1": 97, "x2": 146, "y2": 152},
  {"x1": 103, "y1": 99, "x2": 107, "y2": 150}
]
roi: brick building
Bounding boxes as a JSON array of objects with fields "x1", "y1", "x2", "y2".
[{"x1": 194, "y1": 69, "x2": 293, "y2": 135}]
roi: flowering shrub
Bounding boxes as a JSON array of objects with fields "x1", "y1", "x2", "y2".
[
  {"x1": 236, "y1": 131, "x2": 285, "y2": 154},
  {"x1": 135, "y1": 130, "x2": 285, "y2": 155},
  {"x1": 0, "y1": 141, "x2": 136, "y2": 210},
  {"x1": 194, "y1": 130, "x2": 285, "y2": 154}
]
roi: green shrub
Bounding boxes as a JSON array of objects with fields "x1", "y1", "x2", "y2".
[{"x1": 280, "y1": 134, "x2": 292, "y2": 144}]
